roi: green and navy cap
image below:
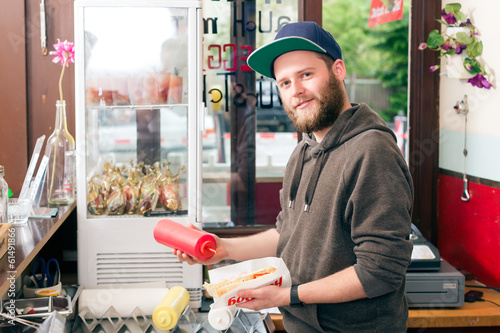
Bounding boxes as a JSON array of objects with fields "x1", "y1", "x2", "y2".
[{"x1": 247, "y1": 21, "x2": 342, "y2": 79}]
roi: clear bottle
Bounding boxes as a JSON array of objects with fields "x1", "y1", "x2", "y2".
[
  {"x1": 0, "y1": 165, "x2": 8, "y2": 223},
  {"x1": 45, "y1": 100, "x2": 76, "y2": 205}
]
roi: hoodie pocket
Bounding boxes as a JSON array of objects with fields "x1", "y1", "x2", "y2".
[
  {"x1": 283, "y1": 304, "x2": 325, "y2": 333},
  {"x1": 317, "y1": 302, "x2": 377, "y2": 332}
]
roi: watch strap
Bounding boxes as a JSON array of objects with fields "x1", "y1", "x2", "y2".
[{"x1": 290, "y1": 284, "x2": 304, "y2": 308}]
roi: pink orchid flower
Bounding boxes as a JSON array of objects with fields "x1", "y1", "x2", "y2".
[
  {"x1": 50, "y1": 39, "x2": 75, "y2": 67},
  {"x1": 49, "y1": 39, "x2": 75, "y2": 101}
]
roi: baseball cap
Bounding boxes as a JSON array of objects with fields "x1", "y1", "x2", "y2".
[{"x1": 247, "y1": 21, "x2": 342, "y2": 79}]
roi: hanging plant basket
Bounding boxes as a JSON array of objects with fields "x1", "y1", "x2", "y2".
[
  {"x1": 418, "y1": 3, "x2": 492, "y2": 89},
  {"x1": 443, "y1": 27, "x2": 473, "y2": 79}
]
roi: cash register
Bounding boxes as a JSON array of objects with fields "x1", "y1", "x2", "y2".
[
  {"x1": 408, "y1": 223, "x2": 441, "y2": 271},
  {"x1": 405, "y1": 224, "x2": 465, "y2": 307}
]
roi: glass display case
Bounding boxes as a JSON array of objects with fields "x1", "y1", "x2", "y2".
[{"x1": 74, "y1": 0, "x2": 203, "y2": 308}]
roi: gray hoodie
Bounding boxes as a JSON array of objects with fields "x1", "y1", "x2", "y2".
[{"x1": 276, "y1": 103, "x2": 414, "y2": 332}]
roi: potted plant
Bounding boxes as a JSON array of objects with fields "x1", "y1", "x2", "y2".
[{"x1": 419, "y1": 3, "x2": 492, "y2": 89}]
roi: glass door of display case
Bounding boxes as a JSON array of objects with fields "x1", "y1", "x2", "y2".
[
  {"x1": 75, "y1": 1, "x2": 203, "y2": 223},
  {"x1": 74, "y1": 0, "x2": 204, "y2": 298}
]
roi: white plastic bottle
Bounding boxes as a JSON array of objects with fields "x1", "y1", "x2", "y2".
[{"x1": 0, "y1": 165, "x2": 9, "y2": 223}]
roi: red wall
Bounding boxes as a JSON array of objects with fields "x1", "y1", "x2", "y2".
[
  {"x1": 255, "y1": 182, "x2": 282, "y2": 225},
  {"x1": 438, "y1": 174, "x2": 500, "y2": 287}
]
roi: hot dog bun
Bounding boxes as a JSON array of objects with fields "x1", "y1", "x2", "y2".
[{"x1": 203, "y1": 266, "x2": 276, "y2": 298}]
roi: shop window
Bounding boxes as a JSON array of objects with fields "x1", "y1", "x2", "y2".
[{"x1": 202, "y1": 0, "x2": 298, "y2": 226}]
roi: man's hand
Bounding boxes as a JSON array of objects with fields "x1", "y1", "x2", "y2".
[
  {"x1": 235, "y1": 285, "x2": 290, "y2": 311},
  {"x1": 174, "y1": 228, "x2": 280, "y2": 264},
  {"x1": 173, "y1": 224, "x2": 227, "y2": 265}
]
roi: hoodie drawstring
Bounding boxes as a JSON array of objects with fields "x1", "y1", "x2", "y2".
[
  {"x1": 288, "y1": 142, "x2": 326, "y2": 212},
  {"x1": 289, "y1": 142, "x2": 308, "y2": 208},
  {"x1": 304, "y1": 149, "x2": 326, "y2": 212}
]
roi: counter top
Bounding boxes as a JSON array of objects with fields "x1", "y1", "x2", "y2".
[
  {"x1": 0, "y1": 203, "x2": 76, "y2": 297},
  {"x1": 408, "y1": 280, "x2": 500, "y2": 328},
  {"x1": 270, "y1": 281, "x2": 500, "y2": 331}
]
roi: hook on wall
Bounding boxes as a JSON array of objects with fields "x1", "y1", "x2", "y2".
[
  {"x1": 454, "y1": 95, "x2": 469, "y2": 115},
  {"x1": 454, "y1": 94, "x2": 470, "y2": 202}
]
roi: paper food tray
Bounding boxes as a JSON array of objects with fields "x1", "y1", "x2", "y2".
[{"x1": 207, "y1": 257, "x2": 291, "y2": 309}]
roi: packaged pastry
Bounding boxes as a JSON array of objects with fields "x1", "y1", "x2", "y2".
[
  {"x1": 106, "y1": 186, "x2": 126, "y2": 215},
  {"x1": 158, "y1": 162, "x2": 184, "y2": 211},
  {"x1": 87, "y1": 175, "x2": 107, "y2": 215}
]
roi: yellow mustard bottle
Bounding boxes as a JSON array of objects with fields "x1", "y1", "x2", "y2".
[{"x1": 153, "y1": 286, "x2": 190, "y2": 331}]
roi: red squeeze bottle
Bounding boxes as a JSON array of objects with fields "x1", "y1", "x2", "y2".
[{"x1": 153, "y1": 219, "x2": 217, "y2": 261}]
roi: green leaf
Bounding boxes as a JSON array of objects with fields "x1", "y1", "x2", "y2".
[
  {"x1": 476, "y1": 41, "x2": 483, "y2": 55},
  {"x1": 468, "y1": 41, "x2": 483, "y2": 57},
  {"x1": 455, "y1": 11, "x2": 466, "y2": 22},
  {"x1": 427, "y1": 30, "x2": 444, "y2": 48},
  {"x1": 464, "y1": 57, "x2": 481, "y2": 75},
  {"x1": 455, "y1": 32, "x2": 473, "y2": 45},
  {"x1": 445, "y1": 3, "x2": 462, "y2": 13}
]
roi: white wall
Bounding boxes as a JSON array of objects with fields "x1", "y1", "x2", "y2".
[{"x1": 439, "y1": 0, "x2": 500, "y2": 182}]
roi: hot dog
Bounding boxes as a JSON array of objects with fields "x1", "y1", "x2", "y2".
[{"x1": 203, "y1": 266, "x2": 276, "y2": 298}]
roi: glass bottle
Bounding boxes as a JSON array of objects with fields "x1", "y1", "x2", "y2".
[
  {"x1": 45, "y1": 100, "x2": 76, "y2": 205},
  {"x1": 0, "y1": 165, "x2": 8, "y2": 223}
]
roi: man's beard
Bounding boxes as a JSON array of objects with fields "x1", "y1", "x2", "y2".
[{"x1": 283, "y1": 72, "x2": 346, "y2": 134}]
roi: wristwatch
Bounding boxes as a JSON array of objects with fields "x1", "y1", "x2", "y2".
[{"x1": 289, "y1": 284, "x2": 304, "y2": 308}]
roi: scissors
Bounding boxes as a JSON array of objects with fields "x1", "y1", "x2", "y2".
[{"x1": 32, "y1": 257, "x2": 60, "y2": 288}]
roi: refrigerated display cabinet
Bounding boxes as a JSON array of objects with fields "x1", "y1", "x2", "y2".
[{"x1": 74, "y1": 0, "x2": 203, "y2": 308}]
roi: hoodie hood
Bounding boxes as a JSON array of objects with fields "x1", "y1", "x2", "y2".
[
  {"x1": 288, "y1": 103, "x2": 397, "y2": 210},
  {"x1": 306, "y1": 103, "x2": 396, "y2": 155}
]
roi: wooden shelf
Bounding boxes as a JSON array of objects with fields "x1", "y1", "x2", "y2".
[{"x1": 0, "y1": 203, "x2": 76, "y2": 297}]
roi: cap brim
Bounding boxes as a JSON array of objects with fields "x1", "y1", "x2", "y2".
[{"x1": 247, "y1": 37, "x2": 326, "y2": 78}]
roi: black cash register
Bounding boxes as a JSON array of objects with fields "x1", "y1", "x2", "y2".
[
  {"x1": 407, "y1": 223, "x2": 441, "y2": 271},
  {"x1": 405, "y1": 224, "x2": 465, "y2": 307}
]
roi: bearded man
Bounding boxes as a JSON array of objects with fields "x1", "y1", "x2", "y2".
[{"x1": 175, "y1": 22, "x2": 414, "y2": 333}]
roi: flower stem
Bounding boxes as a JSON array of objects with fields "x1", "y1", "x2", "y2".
[
  {"x1": 48, "y1": 103, "x2": 61, "y2": 201},
  {"x1": 58, "y1": 56, "x2": 68, "y2": 101},
  {"x1": 51, "y1": 55, "x2": 68, "y2": 200}
]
